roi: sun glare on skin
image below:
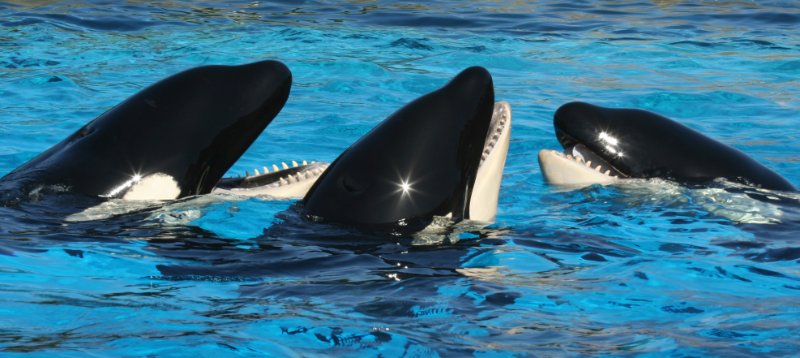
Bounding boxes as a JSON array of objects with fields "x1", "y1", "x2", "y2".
[
  {"x1": 389, "y1": 168, "x2": 422, "y2": 204},
  {"x1": 104, "y1": 172, "x2": 144, "y2": 198},
  {"x1": 393, "y1": 175, "x2": 418, "y2": 198},
  {"x1": 598, "y1": 131, "x2": 624, "y2": 157},
  {"x1": 598, "y1": 131, "x2": 619, "y2": 146},
  {"x1": 400, "y1": 179, "x2": 411, "y2": 195}
]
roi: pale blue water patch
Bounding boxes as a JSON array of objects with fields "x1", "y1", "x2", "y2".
[{"x1": 1, "y1": 0, "x2": 800, "y2": 356}]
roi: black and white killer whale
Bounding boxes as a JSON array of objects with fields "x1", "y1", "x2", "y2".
[
  {"x1": 0, "y1": 61, "x2": 511, "y2": 232},
  {"x1": 0, "y1": 60, "x2": 300, "y2": 207},
  {"x1": 300, "y1": 66, "x2": 512, "y2": 231},
  {"x1": 538, "y1": 102, "x2": 795, "y2": 191}
]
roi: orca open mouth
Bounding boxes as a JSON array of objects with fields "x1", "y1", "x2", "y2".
[
  {"x1": 299, "y1": 66, "x2": 507, "y2": 228},
  {"x1": 480, "y1": 102, "x2": 511, "y2": 166},
  {"x1": 538, "y1": 101, "x2": 797, "y2": 191},
  {"x1": 538, "y1": 140, "x2": 626, "y2": 186},
  {"x1": 214, "y1": 160, "x2": 329, "y2": 199},
  {"x1": 469, "y1": 101, "x2": 512, "y2": 221},
  {"x1": 212, "y1": 101, "x2": 511, "y2": 207}
]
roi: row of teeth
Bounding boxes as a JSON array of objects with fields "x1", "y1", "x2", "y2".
[
  {"x1": 480, "y1": 107, "x2": 508, "y2": 165},
  {"x1": 242, "y1": 160, "x2": 308, "y2": 177},
  {"x1": 270, "y1": 165, "x2": 328, "y2": 187},
  {"x1": 556, "y1": 151, "x2": 618, "y2": 178}
]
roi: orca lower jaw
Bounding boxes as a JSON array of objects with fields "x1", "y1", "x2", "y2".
[
  {"x1": 538, "y1": 142, "x2": 627, "y2": 187},
  {"x1": 468, "y1": 101, "x2": 512, "y2": 222},
  {"x1": 214, "y1": 160, "x2": 328, "y2": 199}
]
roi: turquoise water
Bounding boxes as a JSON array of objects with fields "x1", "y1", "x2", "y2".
[{"x1": 2, "y1": 1, "x2": 800, "y2": 355}]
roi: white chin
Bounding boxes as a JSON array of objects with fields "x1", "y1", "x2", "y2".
[{"x1": 538, "y1": 149, "x2": 619, "y2": 187}]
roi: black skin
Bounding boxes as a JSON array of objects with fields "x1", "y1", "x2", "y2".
[
  {"x1": 301, "y1": 66, "x2": 495, "y2": 230},
  {"x1": 554, "y1": 102, "x2": 796, "y2": 191},
  {"x1": 0, "y1": 60, "x2": 291, "y2": 201}
]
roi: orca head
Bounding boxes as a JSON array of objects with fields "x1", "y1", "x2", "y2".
[
  {"x1": 301, "y1": 67, "x2": 511, "y2": 230},
  {"x1": 2, "y1": 60, "x2": 292, "y2": 201},
  {"x1": 538, "y1": 102, "x2": 795, "y2": 191}
]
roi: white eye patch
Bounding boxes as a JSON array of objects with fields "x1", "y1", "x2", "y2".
[
  {"x1": 122, "y1": 173, "x2": 181, "y2": 201},
  {"x1": 103, "y1": 173, "x2": 181, "y2": 201}
]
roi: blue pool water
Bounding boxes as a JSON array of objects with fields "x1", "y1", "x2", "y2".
[{"x1": 1, "y1": 1, "x2": 800, "y2": 355}]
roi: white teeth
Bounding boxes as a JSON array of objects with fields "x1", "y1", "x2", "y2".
[
  {"x1": 577, "y1": 157, "x2": 584, "y2": 163},
  {"x1": 272, "y1": 164, "x2": 279, "y2": 172},
  {"x1": 287, "y1": 175, "x2": 295, "y2": 184},
  {"x1": 263, "y1": 166, "x2": 269, "y2": 173},
  {"x1": 254, "y1": 168, "x2": 260, "y2": 175},
  {"x1": 292, "y1": 160, "x2": 298, "y2": 167},
  {"x1": 302, "y1": 160, "x2": 308, "y2": 165},
  {"x1": 604, "y1": 170, "x2": 610, "y2": 175},
  {"x1": 304, "y1": 171, "x2": 311, "y2": 179},
  {"x1": 279, "y1": 177, "x2": 288, "y2": 186},
  {"x1": 281, "y1": 162, "x2": 288, "y2": 169},
  {"x1": 567, "y1": 154, "x2": 573, "y2": 159},
  {"x1": 571, "y1": 147, "x2": 586, "y2": 163},
  {"x1": 586, "y1": 160, "x2": 592, "y2": 167},
  {"x1": 595, "y1": 166, "x2": 602, "y2": 172}
]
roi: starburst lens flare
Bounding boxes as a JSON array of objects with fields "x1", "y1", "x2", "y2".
[
  {"x1": 103, "y1": 172, "x2": 143, "y2": 197},
  {"x1": 400, "y1": 180, "x2": 411, "y2": 195},
  {"x1": 598, "y1": 131, "x2": 624, "y2": 157},
  {"x1": 598, "y1": 131, "x2": 618, "y2": 146}
]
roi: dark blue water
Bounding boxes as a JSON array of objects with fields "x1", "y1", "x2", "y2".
[{"x1": 1, "y1": 1, "x2": 799, "y2": 356}]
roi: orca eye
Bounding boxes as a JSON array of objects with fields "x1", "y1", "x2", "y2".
[
  {"x1": 79, "y1": 126, "x2": 94, "y2": 138},
  {"x1": 340, "y1": 174, "x2": 366, "y2": 194}
]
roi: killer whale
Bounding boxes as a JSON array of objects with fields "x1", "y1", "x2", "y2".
[
  {"x1": 538, "y1": 102, "x2": 795, "y2": 191},
  {"x1": 300, "y1": 67, "x2": 512, "y2": 231},
  {"x1": 0, "y1": 60, "x2": 292, "y2": 205}
]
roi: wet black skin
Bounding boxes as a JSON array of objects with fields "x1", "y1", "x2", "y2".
[
  {"x1": 301, "y1": 67, "x2": 495, "y2": 229},
  {"x1": 554, "y1": 102, "x2": 796, "y2": 191},
  {"x1": 0, "y1": 60, "x2": 292, "y2": 201}
]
